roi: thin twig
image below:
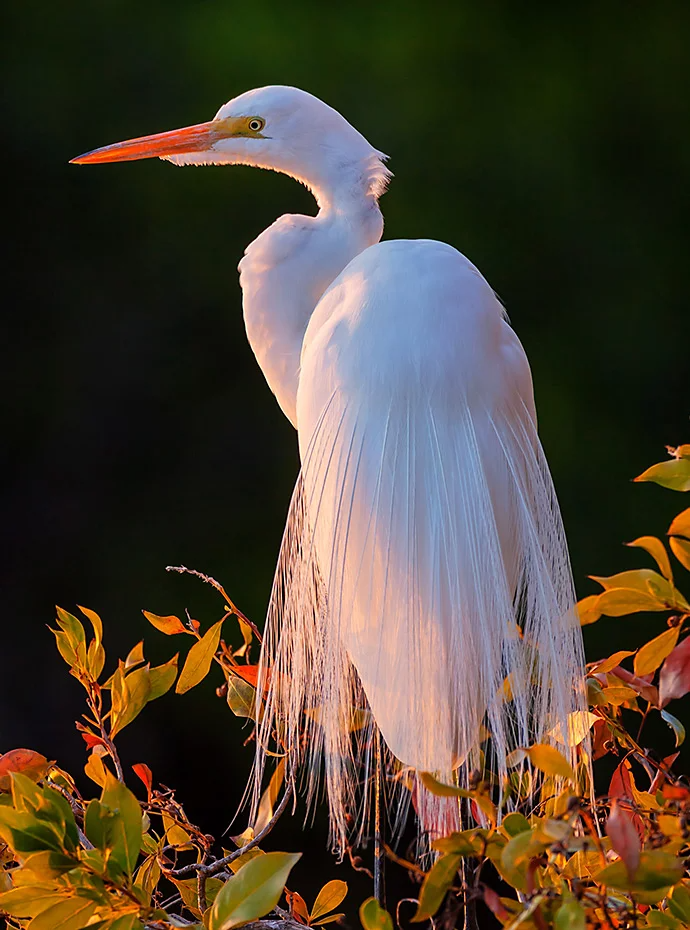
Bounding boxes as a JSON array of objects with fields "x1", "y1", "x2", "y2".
[
  {"x1": 166, "y1": 565, "x2": 263, "y2": 643},
  {"x1": 168, "y1": 782, "x2": 293, "y2": 878}
]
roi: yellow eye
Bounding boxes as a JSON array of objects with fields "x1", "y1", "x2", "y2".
[{"x1": 248, "y1": 118, "x2": 265, "y2": 133}]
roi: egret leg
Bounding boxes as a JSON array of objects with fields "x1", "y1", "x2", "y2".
[{"x1": 373, "y1": 728, "x2": 385, "y2": 907}]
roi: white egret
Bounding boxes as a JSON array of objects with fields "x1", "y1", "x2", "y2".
[{"x1": 72, "y1": 86, "x2": 588, "y2": 853}]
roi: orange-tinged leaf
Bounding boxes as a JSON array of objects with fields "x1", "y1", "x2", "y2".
[
  {"x1": 635, "y1": 457, "x2": 690, "y2": 492},
  {"x1": 0, "y1": 750, "x2": 49, "y2": 791},
  {"x1": 176, "y1": 619, "x2": 224, "y2": 694},
  {"x1": 627, "y1": 537, "x2": 673, "y2": 582},
  {"x1": 287, "y1": 891, "x2": 309, "y2": 924},
  {"x1": 606, "y1": 799, "x2": 641, "y2": 879},
  {"x1": 576, "y1": 595, "x2": 601, "y2": 626},
  {"x1": 310, "y1": 880, "x2": 348, "y2": 922},
  {"x1": 526, "y1": 744, "x2": 575, "y2": 781},
  {"x1": 634, "y1": 626, "x2": 680, "y2": 677},
  {"x1": 659, "y1": 637, "x2": 690, "y2": 707},
  {"x1": 669, "y1": 508, "x2": 690, "y2": 539},
  {"x1": 670, "y1": 537, "x2": 690, "y2": 572},
  {"x1": 254, "y1": 759, "x2": 285, "y2": 835},
  {"x1": 142, "y1": 610, "x2": 188, "y2": 635},
  {"x1": 591, "y1": 650, "x2": 635, "y2": 674}
]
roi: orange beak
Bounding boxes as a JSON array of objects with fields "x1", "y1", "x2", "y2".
[{"x1": 70, "y1": 119, "x2": 231, "y2": 165}]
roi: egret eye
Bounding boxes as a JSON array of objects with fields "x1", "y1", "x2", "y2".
[{"x1": 248, "y1": 118, "x2": 265, "y2": 133}]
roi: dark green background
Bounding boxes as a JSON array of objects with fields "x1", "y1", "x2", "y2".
[{"x1": 3, "y1": 0, "x2": 689, "y2": 909}]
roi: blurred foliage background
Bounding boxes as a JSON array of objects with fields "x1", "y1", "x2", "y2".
[{"x1": 2, "y1": 0, "x2": 689, "y2": 904}]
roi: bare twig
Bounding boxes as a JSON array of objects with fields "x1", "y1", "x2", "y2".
[
  {"x1": 166, "y1": 565, "x2": 263, "y2": 643},
  {"x1": 167, "y1": 782, "x2": 293, "y2": 879}
]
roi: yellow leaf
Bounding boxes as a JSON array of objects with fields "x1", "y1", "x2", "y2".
[
  {"x1": 601, "y1": 686, "x2": 639, "y2": 706},
  {"x1": 310, "y1": 880, "x2": 348, "y2": 922},
  {"x1": 576, "y1": 595, "x2": 601, "y2": 626},
  {"x1": 78, "y1": 605, "x2": 103, "y2": 647},
  {"x1": 669, "y1": 508, "x2": 690, "y2": 539},
  {"x1": 162, "y1": 812, "x2": 192, "y2": 848},
  {"x1": 595, "y1": 587, "x2": 666, "y2": 616},
  {"x1": 254, "y1": 759, "x2": 285, "y2": 835},
  {"x1": 111, "y1": 665, "x2": 152, "y2": 736},
  {"x1": 591, "y1": 569, "x2": 689, "y2": 611},
  {"x1": 634, "y1": 626, "x2": 680, "y2": 677},
  {"x1": 670, "y1": 537, "x2": 690, "y2": 573},
  {"x1": 590, "y1": 650, "x2": 635, "y2": 674},
  {"x1": 418, "y1": 772, "x2": 496, "y2": 823},
  {"x1": 84, "y1": 752, "x2": 109, "y2": 788},
  {"x1": 526, "y1": 744, "x2": 575, "y2": 782},
  {"x1": 176, "y1": 619, "x2": 224, "y2": 694},
  {"x1": 627, "y1": 537, "x2": 673, "y2": 583},
  {"x1": 125, "y1": 641, "x2": 145, "y2": 668},
  {"x1": 635, "y1": 457, "x2": 690, "y2": 492}
]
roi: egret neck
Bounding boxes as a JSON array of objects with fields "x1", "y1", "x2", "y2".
[{"x1": 238, "y1": 160, "x2": 386, "y2": 427}]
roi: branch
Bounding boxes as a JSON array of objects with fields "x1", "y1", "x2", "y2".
[
  {"x1": 166, "y1": 565, "x2": 263, "y2": 643},
  {"x1": 167, "y1": 781, "x2": 293, "y2": 879}
]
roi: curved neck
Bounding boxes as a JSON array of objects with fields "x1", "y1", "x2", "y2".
[{"x1": 240, "y1": 185, "x2": 384, "y2": 427}]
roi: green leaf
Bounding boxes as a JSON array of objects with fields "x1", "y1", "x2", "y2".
[
  {"x1": 101, "y1": 773, "x2": 143, "y2": 877},
  {"x1": 634, "y1": 627, "x2": 680, "y2": 677},
  {"x1": 502, "y1": 812, "x2": 531, "y2": 837},
  {"x1": 310, "y1": 880, "x2": 348, "y2": 921},
  {"x1": 28, "y1": 896, "x2": 98, "y2": 930},
  {"x1": 176, "y1": 619, "x2": 224, "y2": 694},
  {"x1": 646, "y1": 911, "x2": 683, "y2": 929},
  {"x1": 595, "y1": 850, "x2": 683, "y2": 893},
  {"x1": 147, "y1": 654, "x2": 178, "y2": 700},
  {"x1": 635, "y1": 457, "x2": 690, "y2": 492},
  {"x1": 412, "y1": 854, "x2": 461, "y2": 922},
  {"x1": 668, "y1": 883, "x2": 690, "y2": 923},
  {"x1": 554, "y1": 898, "x2": 586, "y2": 930},
  {"x1": 208, "y1": 851, "x2": 301, "y2": 930},
  {"x1": 143, "y1": 610, "x2": 189, "y2": 635},
  {"x1": 661, "y1": 709, "x2": 686, "y2": 747},
  {"x1": 360, "y1": 897, "x2": 394, "y2": 930},
  {"x1": 227, "y1": 675, "x2": 256, "y2": 718},
  {"x1": 432, "y1": 830, "x2": 481, "y2": 856},
  {"x1": 627, "y1": 537, "x2": 674, "y2": 582},
  {"x1": 526, "y1": 744, "x2": 575, "y2": 782}
]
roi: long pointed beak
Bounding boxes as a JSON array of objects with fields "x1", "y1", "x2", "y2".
[{"x1": 70, "y1": 120, "x2": 227, "y2": 165}]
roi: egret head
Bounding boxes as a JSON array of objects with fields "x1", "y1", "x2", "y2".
[{"x1": 71, "y1": 85, "x2": 391, "y2": 200}]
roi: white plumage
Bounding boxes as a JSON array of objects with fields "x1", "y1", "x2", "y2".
[{"x1": 72, "y1": 86, "x2": 588, "y2": 853}]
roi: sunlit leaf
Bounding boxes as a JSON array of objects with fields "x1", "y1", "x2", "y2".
[
  {"x1": 418, "y1": 772, "x2": 496, "y2": 822},
  {"x1": 78, "y1": 605, "x2": 103, "y2": 646},
  {"x1": 142, "y1": 611, "x2": 188, "y2": 635},
  {"x1": 634, "y1": 626, "x2": 681, "y2": 678},
  {"x1": 659, "y1": 637, "x2": 690, "y2": 707},
  {"x1": 28, "y1": 896, "x2": 98, "y2": 930},
  {"x1": 596, "y1": 587, "x2": 667, "y2": 616},
  {"x1": 549, "y1": 711, "x2": 598, "y2": 746},
  {"x1": 576, "y1": 594, "x2": 601, "y2": 626},
  {"x1": 590, "y1": 651, "x2": 635, "y2": 674},
  {"x1": 313, "y1": 914, "x2": 345, "y2": 926},
  {"x1": 132, "y1": 763, "x2": 153, "y2": 800},
  {"x1": 84, "y1": 753, "x2": 109, "y2": 789},
  {"x1": 526, "y1": 744, "x2": 575, "y2": 782},
  {"x1": 590, "y1": 569, "x2": 689, "y2": 612},
  {"x1": 627, "y1": 536, "x2": 674, "y2": 582},
  {"x1": 208, "y1": 851, "x2": 301, "y2": 930},
  {"x1": 254, "y1": 759, "x2": 285, "y2": 835},
  {"x1": 411, "y1": 853, "x2": 461, "y2": 922},
  {"x1": 101, "y1": 772, "x2": 143, "y2": 877},
  {"x1": 661, "y1": 709, "x2": 685, "y2": 747},
  {"x1": 635, "y1": 457, "x2": 690, "y2": 492},
  {"x1": 431, "y1": 830, "x2": 481, "y2": 856},
  {"x1": 162, "y1": 812, "x2": 192, "y2": 847},
  {"x1": 111, "y1": 665, "x2": 152, "y2": 736},
  {"x1": 606, "y1": 799, "x2": 641, "y2": 879},
  {"x1": 125, "y1": 641, "x2": 145, "y2": 668},
  {"x1": 147, "y1": 654, "x2": 178, "y2": 701},
  {"x1": 670, "y1": 537, "x2": 690, "y2": 572},
  {"x1": 668, "y1": 883, "x2": 690, "y2": 923},
  {"x1": 287, "y1": 891, "x2": 310, "y2": 924},
  {"x1": 669, "y1": 508, "x2": 690, "y2": 539},
  {"x1": 360, "y1": 898, "x2": 393, "y2": 930},
  {"x1": 176, "y1": 619, "x2": 224, "y2": 694},
  {"x1": 310, "y1": 880, "x2": 348, "y2": 922}
]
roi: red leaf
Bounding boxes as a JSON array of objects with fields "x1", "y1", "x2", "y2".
[
  {"x1": 481, "y1": 885, "x2": 511, "y2": 921},
  {"x1": 285, "y1": 891, "x2": 309, "y2": 924},
  {"x1": 606, "y1": 799, "x2": 641, "y2": 879},
  {"x1": 0, "y1": 749, "x2": 50, "y2": 791},
  {"x1": 231, "y1": 664, "x2": 273, "y2": 692},
  {"x1": 659, "y1": 637, "x2": 690, "y2": 707},
  {"x1": 609, "y1": 760, "x2": 645, "y2": 839},
  {"x1": 592, "y1": 718, "x2": 609, "y2": 760},
  {"x1": 133, "y1": 762, "x2": 153, "y2": 800},
  {"x1": 661, "y1": 783, "x2": 690, "y2": 801}
]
